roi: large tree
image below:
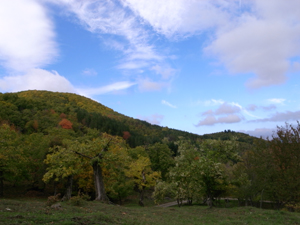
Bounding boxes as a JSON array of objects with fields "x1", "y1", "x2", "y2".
[{"x1": 44, "y1": 133, "x2": 128, "y2": 202}]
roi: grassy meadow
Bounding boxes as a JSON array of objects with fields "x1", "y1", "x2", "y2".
[{"x1": 0, "y1": 198, "x2": 299, "y2": 225}]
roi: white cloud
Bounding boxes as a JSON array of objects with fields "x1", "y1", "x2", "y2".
[
  {"x1": 267, "y1": 98, "x2": 286, "y2": 104},
  {"x1": 261, "y1": 105, "x2": 277, "y2": 111},
  {"x1": 82, "y1": 68, "x2": 97, "y2": 76},
  {"x1": 138, "y1": 114, "x2": 164, "y2": 125},
  {"x1": 193, "y1": 99, "x2": 224, "y2": 107},
  {"x1": 206, "y1": 0, "x2": 300, "y2": 88},
  {"x1": 246, "y1": 103, "x2": 276, "y2": 112},
  {"x1": 215, "y1": 102, "x2": 241, "y2": 115},
  {"x1": 0, "y1": 69, "x2": 76, "y2": 93},
  {"x1": 250, "y1": 110, "x2": 300, "y2": 123},
  {"x1": 0, "y1": 0, "x2": 57, "y2": 72},
  {"x1": 202, "y1": 109, "x2": 214, "y2": 116},
  {"x1": 246, "y1": 104, "x2": 258, "y2": 111},
  {"x1": 47, "y1": 0, "x2": 176, "y2": 91},
  {"x1": 77, "y1": 81, "x2": 136, "y2": 96},
  {"x1": 125, "y1": 0, "x2": 300, "y2": 89},
  {"x1": 151, "y1": 65, "x2": 177, "y2": 79},
  {"x1": 123, "y1": 0, "x2": 230, "y2": 39},
  {"x1": 241, "y1": 128, "x2": 275, "y2": 139},
  {"x1": 138, "y1": 78, "x2": 165, "y2": 92},
  {"x1": 162, "y1": 100, "x2": 177, "y2": 109},
  {"x1": 196, "y1": 114, "x2": 242, "y2": 126}
]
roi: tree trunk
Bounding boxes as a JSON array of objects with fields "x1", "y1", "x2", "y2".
[
  {"x1": 207, "y1": 195, "x2": 213, "y2": 208},
  {"x1": 0, "y1": 170, "x2": 3, "y2": 197},
  {"x1": 62, "y1": 175, "x2": 73, "y2": 201},
  {"x1": 53, "y1": 181, "x2": 58, "y2": 196},
  {"x1": 138, "y1": 188, "x2": 145, "y2": 207},
  {"x1": 92, "y1": 161, "x2": 108, "y2": 202}
]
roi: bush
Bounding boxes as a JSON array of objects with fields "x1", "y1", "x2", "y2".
[
  {"x1": 46, "y1": 193, "x2": 61, "y2": 206},
  {"x1": 68, "y1": 192, "x2": 90, "y2": 206}
]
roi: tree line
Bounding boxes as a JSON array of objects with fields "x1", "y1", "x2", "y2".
[{"x1": 0, "y1": 91, "x2": 299, "y2": 210}]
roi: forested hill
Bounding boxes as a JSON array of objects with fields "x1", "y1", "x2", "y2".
[
  {"x1": 0, "y1": 90, "x2": 199, "y2": 148},
  {"x1": 0, "y1": 90, "x2": 256, "y2": 148}
]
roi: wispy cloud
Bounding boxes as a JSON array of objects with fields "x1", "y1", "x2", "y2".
[
  {"x1": 249, "y1": 110, "x2": 300, "y2": 123},
  {"x1": 123, "y1": 0, "x2": 229, "y2": 39},
  {"x1": 192, "y1": 99, "x2": 224, "y2": 107},
  {"x1": 123, "y1": 0, "x2": 300, "y2": 89},
  {"x1": 246, "y1": 103, "x2": 277, "y2": 112},
  {"x1": 77, "y1": 81, "x2": 136, "y2": 96},
  {"x1": 82, "y1": 68, "x2": 97, "y2": 76},
  {"x1": 138, "y1": 78, "x2": 166, "y2": 92},
  {"x1": 48, "y1": 0, "x2": 175, "y2": 90},
  {"x1": 267, "y1": 98, "x2": 286, "y2": 104},
  {"x1": 162, "y1": 100, "x2": 177, "y2": 108}
]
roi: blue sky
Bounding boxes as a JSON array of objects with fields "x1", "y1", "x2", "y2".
[{"x1": 1, "y1": 0, "x2": 300, "y2": 138}]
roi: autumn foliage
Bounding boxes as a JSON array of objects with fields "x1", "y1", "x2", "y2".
[
  {"x1": 59, "y1": 119, "x2": 73, "y2": 129},
  {"x1": 123, "y1": 131, "x2": 131, "y2": 140}
]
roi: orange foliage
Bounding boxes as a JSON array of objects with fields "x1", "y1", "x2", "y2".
[
  {"x1": 60, "y1": 113, "x2": 67, "y2": 119},
  {"x1": 33, "y1": 120, "x2": 39, "y2": 131},
  {"x1": 123, "y1": 131, "x2": 131, "y2": 140},
  {"x1": 59, "y1": 119, "x2": 73, "y2": 129}
]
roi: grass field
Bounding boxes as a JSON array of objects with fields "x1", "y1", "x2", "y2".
[{"x1": 0, "y1": 198, "x2": 299, "y2": 225}]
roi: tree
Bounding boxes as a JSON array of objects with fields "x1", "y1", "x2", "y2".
[
  {"x1": 43, "y1": 133, "x2": 128, "y2": 202},
  {"x1": 59, "y1": 119, "x2": 73, "y2": 129},
  {"x1": 125, "y1": 155, "x2": 160, "y2": 206},
  {"x1": 22, "y1": 133, "x2": 50, "y2": 190},
  {"x1": 43, "y1": 144, "x2": 83, "y2": 200},
  {"x1": 0, "y1": 124, "x2": 27, "y2": 196},
  {"x1": 231, "y1": 122, "x2": 300, "y2": 209},
  {"x1": 167, "y1": 141, "x2": 203, "y2": 206},
  {"x1": 147, "y1": 143, "x2": 174, "y2": 180},
  {"x1": 254, "y1": 123, "x2": 300, "y2": 208},
  {"x1": 154, "y1": 138, "x2": 239, "y2": 207}
]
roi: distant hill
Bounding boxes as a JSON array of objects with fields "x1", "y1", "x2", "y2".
[
  {"x1": 201, "y1": 130, "x2": 259, "y2": 144},
  {"x1": 0, "y1": 90, "x2": 258, "y2": 149}
]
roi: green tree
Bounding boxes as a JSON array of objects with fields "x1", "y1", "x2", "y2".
[
  {"x1": 253, "y1": 123, "x2": 300, "y2": 208},
  {"x1": 44, "y1": 133, "x2": 129, "y2": 202},
  {"x1": 0, "y1": 125, "x2": 27, "y2": 196},
  {"x1": 147, "y1": 143, "x2": 174, "y2": 180},
  {"x1": 154, "y1": 138, "x2": 239, "y2": 207}
]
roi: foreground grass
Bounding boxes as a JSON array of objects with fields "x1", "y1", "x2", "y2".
[{"x1": 0, "y1": 198, "x2": 299, "y2": 225}]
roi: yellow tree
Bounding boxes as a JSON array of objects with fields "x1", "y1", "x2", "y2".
[
  {"x1": 126, "y1": 155, "x2": 160, "y2": 206},
  {"x1": 43, "y1": 133, "x2": 129, "y2": 202}
]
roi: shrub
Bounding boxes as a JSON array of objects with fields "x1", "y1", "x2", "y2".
[
  {"x1": 46, "y1": 193, "x2": 61, "y2": 206},
  {"x1": 68, "y1": 192, "x2": 90, "y2": 206}
]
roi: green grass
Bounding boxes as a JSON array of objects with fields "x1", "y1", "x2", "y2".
[{"x1": 0, "y1": 198, "x2": 299, "y2": 225}]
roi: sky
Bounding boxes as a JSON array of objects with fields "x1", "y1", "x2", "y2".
[{"x1": 1, "y1": 0, "x2": 300, "y2": 138}]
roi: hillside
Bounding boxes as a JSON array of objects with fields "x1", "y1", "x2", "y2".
[{"x1": 0, "y1": 90, "x2": 257, "y2": 148}]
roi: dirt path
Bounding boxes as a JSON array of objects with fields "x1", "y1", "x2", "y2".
[{"x1": 156, "y1": 200, "x2": 187, "y2": 208}]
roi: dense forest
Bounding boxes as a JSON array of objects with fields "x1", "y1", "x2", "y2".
[{"x1": 0, "y1": 90, "x2": 299, "y2": 210}]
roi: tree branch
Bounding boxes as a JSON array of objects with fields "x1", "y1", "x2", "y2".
[{"x1": 72, "y1": 150, "x2": 92, "y2": 159}]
